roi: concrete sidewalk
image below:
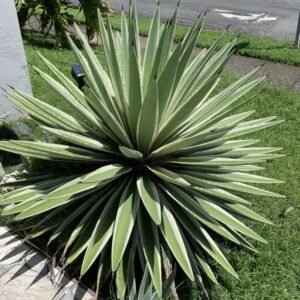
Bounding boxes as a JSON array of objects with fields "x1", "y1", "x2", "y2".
[{"x1": 0, "y1": 226, "x2": 96, "y2": 300}]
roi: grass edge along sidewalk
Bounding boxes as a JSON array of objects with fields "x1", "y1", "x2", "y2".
[{"x1": 67, "y1": 7, "x2": 300, "y2": 66}]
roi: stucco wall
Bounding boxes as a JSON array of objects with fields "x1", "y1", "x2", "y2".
[{"x1": 0, "y1": 0, "x2": 32, "y2": 120}]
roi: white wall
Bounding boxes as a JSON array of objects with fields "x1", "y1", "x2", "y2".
[{"x1": 0, "y1": 0, "x2": 32, "y2": 120}]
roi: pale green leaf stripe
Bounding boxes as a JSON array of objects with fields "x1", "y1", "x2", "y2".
[
  {"x1": 83, "y1": 164, "x2": 130, "y2": 183},
  {"x1": 86, "y1": 89, "x2": 133, "y2": 147},
  {"x1": 142, "y1": 5, "x2": 160, "y2": 93},
  {"x1": 43, "y1": 164, "x2": 130, "y2": 200},
  {"x1": 98, "y1": 12, "x2": 128, "y2": 117},
  {"x1": 14, "y1": 188, "x2": 94, "y2": 220},
  {"x1": 36, "y1": 51, "x2": 87, "y2": 106},
  {"x1": 9, "y1": 91, "x2": 90, "y2": 134},
  {"x1": 217, "y1": 165, "x2": 265, "y2": 172},
  {"x1": 3, "y1": 197, "x2": 44, "y2": 216},
  {"x1": 204, "y1": 179, "x2": 284, "y2": 198},
  {"x1": 172, "y1": 18, "x2": 204, "y2": 98},
  {"x1": 19, "y1": 206, "x2": 60, "y2": 233},
  {"x1": 192, "y1": 145, "x2": 279, "y2": 157},
  {"x1": 175, "y1": 49, "x2": 206, "y2": 101},
  {"x1": 0, "y1": 188, "x2": 41, "y2": 205},
  {"x1": 189, "y1": 110, "x2": 255, "y2": 136},
  {"x1": 174, "y1": 40, "x2": 235, "y2": 111},
  {"x1": 0, "y1": 174, "x2": 55, "y2": 188},
  {"x1": 147, "y1": 23, "x2": 167, "y2": 91},
  {"x1": 158, "y1": 43, "x2": 182, "y2": 119},
  {"x1": 214, "y1": 120, "x2": 284, "y2": 143},
  {"x1": 119, "y1": 146, "x2": 143, "y2": 160},
  {"x1": 73, "y1": 23, "x2": 125, "y2": 126},
  {"x1": 120, "y1": 10, "x2": 129, "y2": 91},
  {"x1": 128, "y1": 42, "x2": 143, "y2": 141},
  {"x1": 201, "y1": 172, "x2": 284, "y2": 184},
  {"x1": 192, "y1": 184, "x2": 251, "y2": 205},
  {"x1": 163, "y1": 183, "x2": 248, "y2": 246},
  {"x1": 183, "y1": 173, "x2": 284, "y2": 198},
  {"x1": 48, "y1": 190, "x2": 104, "y2": 244},
  {"x1": 170, "y1": 31, "x2": 227, "y2": 108},
  {"x1": 127, "y1": 248, "x2": 137, "y2": 300},
  {"x1": 178, "y1": 164, "x2": 264, "y2": 173},
  {"x1": 40, "y1": 126, "x2": 112, "y2": 153},
  {"x1": 2, "y1": 184, "x2": 70, "y2": 215},
  {"x1": 111, "y1": 184, "x2": 140, "y2": 271},
  {"x1": 148, "y1": 166, "x2": 191, "y2": 187},
  {"x1": 138, "y1": 209, "x2": 162, "y2": 297},
  {"x1": 33, "y1": 66, "x2": 104, "y2": 130},
  {"x1": 81, "y1": 185, "x2": 123, "y2": 275},
  {"x1": 156, "y1": 76, "x2": 219, "y2": 148},
  {"x1": 173, "y1": 207, "x2": 238, "y2": 278},
  {"x1": 0, "y1": 176, "x2": 74, "y2": 204},
  {"x1": 160, "y1": 204, "x2": 194, "y2": 281},
  {"x1": 40, "y1": 126, "x2": 114, "y2": 153},
  {"x1": 64, "y1": 187, "x2": 116, "y2": 251},
  {"x1": 195, "y1": 251, "x2": 218, "y2": 284},
  {"x1": 73, "y1": 24, "x2": 115, "y2": 99},
  {"x1": 177, "y1": 139, "x2": 260, "y2": 155},
  {"x1": 222, "y1": 147, "x2": 282, "y2": 157},
  {"x1": 66, "y1": 214, "x2": 99, "y2": 265},
  {"x1": 149, "y1": 118, "x2": 281, "y2": 159},
  {"x1": 192, "y1": 70, "x2": 263, "y2": 130},
  {"x1": 223, "y1": 202, "x2": 273, "y2": 224},
  {"x1": 130, "y1": 1, "x2": 141, "y2": 67},
  {"x1": 196, "y1": 197, "x2": 267, "y2": 243},
  {"x1": 116, "y1": 255, "x2": 127, "y2": 299},
  {"x1": 66, "y1": 33, "x2": 120, "y2": 125},
  {"x1": 0, "y1": 141, "x2": 105, "y2": 162},
  {"x1": 137, "y1": 79, "x2": 159, "y2": 153},
  {"x1": 159, "y1": 7, "x2": 178, "y2": 73},
  {"x1": 169, "y1": 156, "x2": 265, "y2": 166},
  {"x1": 137, "y1": 176, "x2": 161, "y2": 225},
  {"x1": 175, "y1": 173, "x2": 251, "y2": 204},
  {"x1": 27, "y1": 225, "x2": 56, "y2": 240}
]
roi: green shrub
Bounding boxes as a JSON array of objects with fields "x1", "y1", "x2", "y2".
[
  {"x1": 1, "y1": 1, "x2": 284, "y2": 297},
  {"x1": 14, "y1": 0, "x2": 112, "y2": 46}
]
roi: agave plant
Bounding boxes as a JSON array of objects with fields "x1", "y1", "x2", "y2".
[{"x1": 0, "y1": 1, "x2": 284, "y2": 297}]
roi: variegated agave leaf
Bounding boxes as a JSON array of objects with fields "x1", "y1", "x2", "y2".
[{"x1": 0, "y1": 1, "x2": 284, "y2": 297}]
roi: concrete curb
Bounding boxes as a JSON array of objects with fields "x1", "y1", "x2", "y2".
[{"x1": 0, "y1": 226, "x2": 96, "y2": 300}]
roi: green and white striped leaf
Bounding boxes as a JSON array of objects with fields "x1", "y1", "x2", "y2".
[
  {"x1": 111, "y1": 182, "x2": 140, "y2": 271},
  {"x1": 160, "y1": 203, "x2": 194, "y2": 281},
  {"x1": 138, "y1": 208, "x2": 162, "y2": 297},
  {"x1": 137, "y1": 176, "x2": 161, "y2": 225}
]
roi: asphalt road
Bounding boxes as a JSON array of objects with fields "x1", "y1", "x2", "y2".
[{"x1": 70, "y1": 0, "x2": 300, "y2": 40}]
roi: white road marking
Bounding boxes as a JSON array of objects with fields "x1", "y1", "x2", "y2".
[
  {"x1": 254, "y1": 16, "x2": 278, "y2": 23},
  {"x1": 214, "y1": 9, "x2": 232, "y2": 13},
  {"x1": 213, "y1": 9, "x2": 278, "y2": 23}
]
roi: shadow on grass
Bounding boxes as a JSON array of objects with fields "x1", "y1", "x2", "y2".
[{"x1": 22, "y1": 29, "x2": 87, "y2": 51}]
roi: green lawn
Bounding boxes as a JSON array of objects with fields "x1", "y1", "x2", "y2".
[
  {"x1": 19, "y1": 32, "x2": 300, "y2": 299},
  {"x1": 67, "y1": 7, "x2": 300, "y2": 66}
]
